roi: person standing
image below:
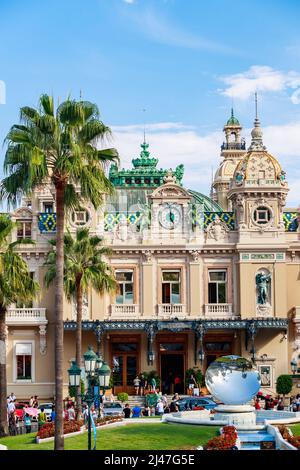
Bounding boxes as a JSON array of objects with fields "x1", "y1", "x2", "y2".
[
  {"x1": 156, "y1": 400, "x2": 164, "y2": 416},
  {"x1": 24, "y1": 413, "x2": 31, "y2": 433},
  {"x1": 133, "y1": 376, "x2": 140, "y2": 396},
  {"x1": 188, "y1": 374, "x2": 197, "y2": 396},
  {"x1": 38, "y1": 408, "x2": 47, "y2": 430},
  {"x1": 8, "y1": 392, "x2": 16, "y2": 403},
  {"x1": 50, "y1": 405, "x2": 56, "y2": 422},
  {"x1": 150, "y1": 377, "x2": 156, "y2": 393},
  {"x1": 29, "y1": 396, "x2": 34, "y2": 407},
  {"x1": 139, "y1": 375, "x2": 145, "y2": 396},
  {"x1": 68, "y1": 405, "x2": 75, "y2": 421}
]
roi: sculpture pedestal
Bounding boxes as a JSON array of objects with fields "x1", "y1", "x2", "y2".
[{"x1": 213, "y1": 405, "x2": 256, "y2": 427}]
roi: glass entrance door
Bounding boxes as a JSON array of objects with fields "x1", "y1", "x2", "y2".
[{"x1": 111, "y1": 342, "x2": 138, "y2": 395}]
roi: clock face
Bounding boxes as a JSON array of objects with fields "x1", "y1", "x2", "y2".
[{"x1": 158, "y1": 204, "x2": 181, "y2": 229}]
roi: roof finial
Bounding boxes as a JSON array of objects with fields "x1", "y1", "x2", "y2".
[
  {"x1": 142, "y1": 108, "x2": 146, "y2": 144},
  {"x1": 249, "y1": 92, "x2": 266, "y2": 151}
]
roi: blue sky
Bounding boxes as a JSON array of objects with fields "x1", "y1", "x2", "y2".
[{"x1": 1, "y1": 0, "x2": 300, "y2": 205}]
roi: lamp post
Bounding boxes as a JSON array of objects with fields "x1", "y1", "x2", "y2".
[{"x1": 68, "y1": 346, "x2": 111, "y2": 451}]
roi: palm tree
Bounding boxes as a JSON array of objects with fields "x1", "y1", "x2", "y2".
[
  {"x1": 0, "y1": 215, "x2": 39, "y2": 437},
  {"x1": 1, "y1": 95, "x2": 119, "y2": 449},
  {"x1": 44, "y1": 228, "x2": 117, "y2": 417}
]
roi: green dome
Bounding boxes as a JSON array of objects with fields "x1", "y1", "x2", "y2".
[
  {"x1": 226, "y1": 108, "x2": 240, "y2": 126},
  {"x1": 188, "y1": 189, "x2": 222, "y2": 212}
]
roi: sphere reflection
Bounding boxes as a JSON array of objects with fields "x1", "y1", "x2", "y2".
[{"x1": 205, "y1": 355, "x2": 261, "y2": 405}]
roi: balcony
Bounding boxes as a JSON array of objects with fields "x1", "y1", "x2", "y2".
[
  {"x1": 204, "y1": 304, "x2": 236, "y2": 318},
  {"x1": 158, "y1": 304, "x2": 186, "y2": 319},
  {"x1": 110, "y1": 304, "x2": 139, "y2": 319},
  {"x1": 6, "y1": 308, "x2": 48, "y2": 325}
]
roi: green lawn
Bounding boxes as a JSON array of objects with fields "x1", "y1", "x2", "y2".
[
  {"x1": 290, "y1": 424, "x2": 300, "y2": 437},
  {"x1": 0, "y1": 423, "x2": 219, "y2": 451}
]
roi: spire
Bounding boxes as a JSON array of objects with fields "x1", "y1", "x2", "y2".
[
  {"x1": 226, "y1": 107, "x2": 240, "y2": 126},
  {"x1": 249, "y1": 92, "x2": 266, "y2": 151}
]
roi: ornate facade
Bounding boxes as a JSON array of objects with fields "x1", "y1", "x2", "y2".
[{"x1": 5, "y1": 108, "x2": 300, "y2": 399}]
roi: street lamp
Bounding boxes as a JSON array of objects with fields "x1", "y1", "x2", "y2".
[
  {"x1": 291, "y1": 359, "x2": 297, "y2": 375},
  {"x1": 68, "y1": 348, "x2": 112, "y2": 451},
  {"x1": 68, "y1": 361, "x2": 81, "y2": 387},
  {"x1": 83, "y1": 346, "x2": 98, "y2": 375},
  {"x1": 148, "y1": 350, "x2": 155, "y2": 366},
  {"x1": 198, "y1": 349, "x2": 205, "y2": 365},
  {"x1": 98, "y1": 361, "x2": 111, "y2": 388}
]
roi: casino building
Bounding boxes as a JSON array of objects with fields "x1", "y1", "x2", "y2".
[{"x1": 5, "y1": 108, "x2": 300, "y2": 398}]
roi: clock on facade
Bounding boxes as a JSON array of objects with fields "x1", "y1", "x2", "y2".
[{"x1": 158, "y1": 203, "x2": 182, "y2": 229}]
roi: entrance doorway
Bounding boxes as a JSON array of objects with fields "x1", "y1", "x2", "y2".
[
  {"x1": 158, "y1": 334, "x2": 187, "y2": 395},
  {"x1": 204, "y1": 337, "x2": 233, "y2": 371},
  {"x1": 110, "y1": 335, "x2": 140, "y2": 395},
  {"x1": 161, "y1": 354, "x2": 184, "y2": 395}
]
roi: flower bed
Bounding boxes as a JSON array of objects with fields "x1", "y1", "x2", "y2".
[
  {"x1": 37, "y1": 420, "x2": 83, "y2": 439},
  {"x1": 87, "y1": 416, "x2": 123, "y2": 428},
  {"x1": 203, "y1": 425, "x2": 238, "y2": 450},
  {"x1": 277, "y1": 425, "x2": 300, "y2": 450}
]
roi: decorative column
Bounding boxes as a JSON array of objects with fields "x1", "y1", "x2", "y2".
[
  {"x1": 142, "y1": 250, "x2": 155, "y2": 317},
  {"x1": 39, "y1": 325, "x2": 47, "y2": 355}
]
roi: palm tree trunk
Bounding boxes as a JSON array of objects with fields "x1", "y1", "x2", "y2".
[
  {"x1": 75, "y1": 278, "x2": 83, "y2": 420},
  {"x1": 54, "y1": 184, "x2": 65, "y2": 450},
  {"x1": 0, "y1": 307, "x2": 8, "y2": 437}
]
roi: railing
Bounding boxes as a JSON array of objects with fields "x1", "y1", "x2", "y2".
[
  {"x1": 6, "y1": 308, "x2": 47, "y2": 325},
  {"x1": 221, "y1": 142, "x2": 246, "y2": 151},
  {"x1": 110, "y1": 304, "x2": 139, "y2": 318},
  {"x1": 158, "y1": 304, "x2": 186, "y2": 317},
  {"x1": 204, "y1": 304, "x2": 234, "y2": 317}
]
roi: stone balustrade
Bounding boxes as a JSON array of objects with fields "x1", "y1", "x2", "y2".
[
  {"x1": 6, "y1": 308, "x2": 47, "y2": 325},
  {"x1": 158, "y1": 304, "x2": 186, "y2": 318},
  {"x1": 110, "y1": 304, "x2": 139, "y2": 318},
  {"x1": 204, "y1": 303, "x2": 234, "y2": 317}
]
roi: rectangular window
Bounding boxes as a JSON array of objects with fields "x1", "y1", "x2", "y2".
[
  {"x1": 16, "y1": 343, "x2": 32, "y2": 380},
  {"x1": 208, "y1": 270, "x2": 227, "y2": 304},
  {"x1": 115, "y1": 270, "x2": 134, "y2": 304},
  {"x1": 44, "y1": 203, "x2": 53, "y2": 213},
  {"x1": 162, "y1": 270, "x2": 181, "y2": 304},
  {"x1": 17, "y1": 221, "x2": 32, "y2": 240}
]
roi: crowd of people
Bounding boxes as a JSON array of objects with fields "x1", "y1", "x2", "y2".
[{"x1": 122, "y1": 393, "x2": 183, "y2": 418}]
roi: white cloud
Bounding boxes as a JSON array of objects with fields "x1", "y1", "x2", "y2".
[
  {"x1": 219, "y1": 66, "x2": 300, "y2": 103},
  {"x1": 110, "y1": 120, "x2": 300, "y2": 207},
  {"x1": 122, "y1": 8, "x2": 235, "y2": 54}
]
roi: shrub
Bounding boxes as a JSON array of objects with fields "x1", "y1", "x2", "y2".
[
  {"x1": 277, "y1": 425, "x2": 300, "y2": 450},
  {"x1": 117, "y1": 392, "x2": 128, "y2": 402},
  {"x1": 141, "y1": 370, "x2": 161, "y2": 387},
  {"x1": 276, "y1": 375, "x2": 293, "y2": 397}
]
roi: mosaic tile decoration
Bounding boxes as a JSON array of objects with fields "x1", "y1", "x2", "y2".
[
  {"x1": 38, "y1": 213, "x2": 57, "y2": 232},
  {"x1": 104, "y1": 212, "x2": 143, "y2": 231},
  {"x1": 202, "y1": 212, "x2": 235, "y2": 230},
  {"x1": 283, "y1": 212, "x2": 299, "y2": 232}
]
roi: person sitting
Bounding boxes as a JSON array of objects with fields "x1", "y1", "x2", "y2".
[
  {"x1": 254, "y1": 398, "x2": 261, "y2": 410},
  {"x1": 132, "y1": 404, "x2": 141, "y2": 418},
  {"x1": 142, "y1": 406, "x2": 150, "y2": 417},
  {"x1": 277, "y1": 399, "x2": 284, "y2": 411},
  {"x1": 164, "y1": 405, "x2": 170, "y2": 414},
  {"x1": 123, "y1": 404, "x2": 131, "y2": 419}
]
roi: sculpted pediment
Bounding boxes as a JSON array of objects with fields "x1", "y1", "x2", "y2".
[{"x1": 13, "y1": 207, "x2": 33, "y2": 219}]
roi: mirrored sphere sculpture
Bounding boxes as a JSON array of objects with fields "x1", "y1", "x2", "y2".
[{"x1": 205, "y1": 355, "x2": 261, "y2": 405}]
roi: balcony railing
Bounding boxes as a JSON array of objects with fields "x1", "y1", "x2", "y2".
[
  {"x1": 6, "y1": 308, "x2": 47, "y2": 325},
  {"x1": 110, "y1": 304, "x2": 139, "y2": 318},
  {"x1": 158, "y1": 304, "x2": 186, "y2": 318},
  {"x1": 204, "y1": 303, "x2": 235, "y2": 317}
]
